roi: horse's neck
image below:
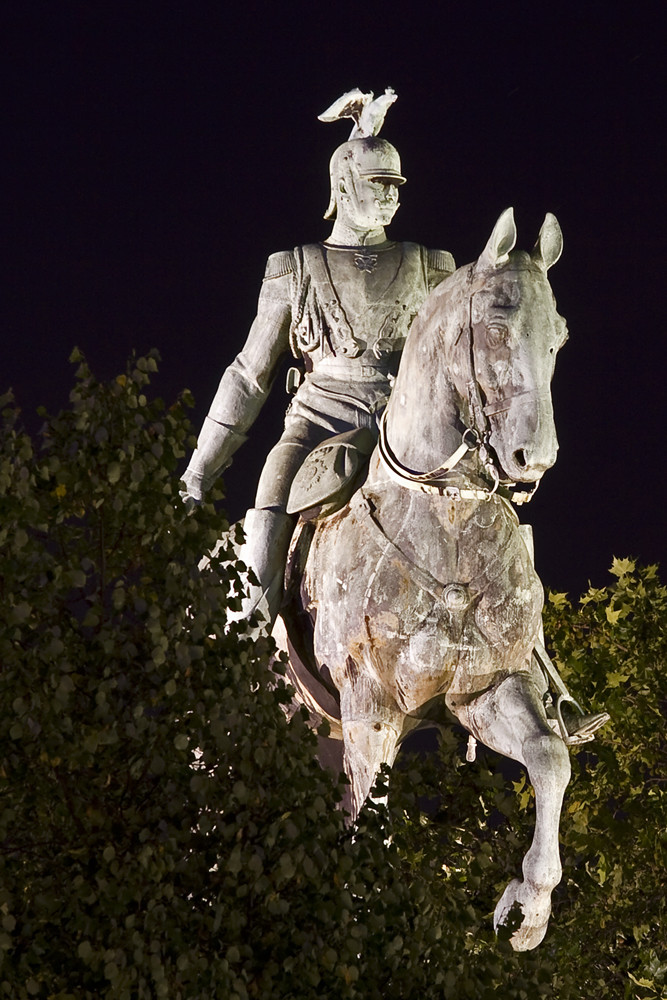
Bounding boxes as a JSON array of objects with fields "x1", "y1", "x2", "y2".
[{"x1": 384, "y1": 284, "x2": 466, "y2": 473}]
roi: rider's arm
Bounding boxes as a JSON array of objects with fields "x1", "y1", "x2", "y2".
[{"x1": 181, "y1": 251, "x2": 294, "y2": 502}]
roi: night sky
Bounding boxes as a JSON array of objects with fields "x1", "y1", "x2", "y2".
[{"x1": 3, "y1": 3, "x2": 666, "y2": 594}]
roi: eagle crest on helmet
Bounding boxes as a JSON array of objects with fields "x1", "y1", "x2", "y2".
[{"x1": 318, "y1": 87, "x2": 397, "y2": 139}]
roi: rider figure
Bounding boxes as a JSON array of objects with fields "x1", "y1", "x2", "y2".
[{"x1": 180, "y1": 89, "x2": 455, "y2": 623}]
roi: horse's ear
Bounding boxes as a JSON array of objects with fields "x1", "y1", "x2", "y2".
[
  {"x1": 532, "y1": 213, "x2": 563, "y2": 271},
  {"x1": 479, "y1": 207, "x2": 517, "y2": 269}
]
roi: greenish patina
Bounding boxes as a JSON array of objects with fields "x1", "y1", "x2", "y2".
[{"x1": 182, "y1": 92, "x2": 609, "y2": 952}]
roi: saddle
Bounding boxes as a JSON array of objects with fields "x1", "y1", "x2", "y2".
[{"x1": 286, "y1": 426, "x2": 376, "y2": 520}]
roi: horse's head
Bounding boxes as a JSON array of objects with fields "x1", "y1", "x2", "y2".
[
  {"x1": 383, "y1": 208, "x2": 568, "y2": 493},
  {"x1": 467, "y1": 208, "x2": 567, "y2": 483}
]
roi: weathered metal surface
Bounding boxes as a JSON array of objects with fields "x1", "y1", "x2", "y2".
[
  {"x1": 181, "y1": 91, "x2": 603, "y2": 951},
  {"x1": 279, "y1": 209, "x2": 574, "y2": 950},
  {"x1": 181, "y1": 90, "x2": 454, "y2": 620}
]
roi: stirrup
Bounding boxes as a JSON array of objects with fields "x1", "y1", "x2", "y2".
[
  {"x1": 555, "y1": 695, "x2": 610, "y2": 747},
  {"x1": 535, "y1": 641, "x2": 610, "y2": 746}
]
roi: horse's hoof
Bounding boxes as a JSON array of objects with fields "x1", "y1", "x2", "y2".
[
  {"x1": 494, "y1": 878, "x2": 551, "y2": 952},
  {"x1": 506, "y1": 917, "x2": 549, "y2": 952}
]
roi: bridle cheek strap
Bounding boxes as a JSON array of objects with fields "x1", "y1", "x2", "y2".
[{"x1": 377, "y1": 279, "x2": 543, "y2": 505}]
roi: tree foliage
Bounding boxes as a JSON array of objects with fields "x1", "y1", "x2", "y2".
[
  {"x1": 0, "y1": 353, "x2": 664, "y2": 998},
  {"x1": 541, "y1": 563, "x2": 667, "y2": 997}
]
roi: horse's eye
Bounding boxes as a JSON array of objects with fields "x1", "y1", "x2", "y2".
[{"x1": 486, "y1": 323, "x2": 508, "y2": 348}]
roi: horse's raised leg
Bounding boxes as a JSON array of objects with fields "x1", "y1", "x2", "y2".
[
  {"x1": 455, "y1": 670, "x2": 571, "y2": 951},
  {"x1": 338, "y1": 669, "x2": 403, "y2": 823}
]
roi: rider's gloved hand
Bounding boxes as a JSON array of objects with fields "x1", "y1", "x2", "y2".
[
  {"x1": 179, "y1": 469, "x2": 205, "y2": 515},
  {"x1": 179, "y1": 490, "x2": 201, "y2": 515}
]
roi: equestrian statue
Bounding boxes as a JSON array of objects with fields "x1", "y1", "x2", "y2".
[{"x1": 181, "y1": 89, "x2": 609, "y2": 950}]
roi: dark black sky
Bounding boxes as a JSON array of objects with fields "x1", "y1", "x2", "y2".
[{"x1": 3, "y1": 2, "x2": 666, "y2": 593}]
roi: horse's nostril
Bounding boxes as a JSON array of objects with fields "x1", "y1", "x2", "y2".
[{"x1": 514, "y1": 449, "x2": 527, "y2": 468}]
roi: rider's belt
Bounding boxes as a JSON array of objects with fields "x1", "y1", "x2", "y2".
[{"x1": 313, "y1": 356, "x2": 395, "y2": 380}]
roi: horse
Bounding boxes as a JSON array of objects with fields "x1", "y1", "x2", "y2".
[{"x1": 272, "y1": 207, "x2": 576, "y2": 951}]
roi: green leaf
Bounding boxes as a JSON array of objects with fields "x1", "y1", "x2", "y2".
[
  {"x1": 605, "y1": 604, "x2": 624, "y2": 625},
  {"x1": 610, "y1": 556, "x2": 636, "y2": 577},
  {"x1": 78, "y1": 940, "x2": 93, "y2": 962},
  {"x1": 107, "y1": 461, "x2": 121, "y2": 484}
]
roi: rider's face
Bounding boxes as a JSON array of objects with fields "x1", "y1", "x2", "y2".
[{"x1": 341, "y1": 175, "x2": 400, "y2": 230}]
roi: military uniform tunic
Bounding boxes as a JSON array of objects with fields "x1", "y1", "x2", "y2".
[{"x1": 184, "y1": 240, "x2": 454, "y2": 509}]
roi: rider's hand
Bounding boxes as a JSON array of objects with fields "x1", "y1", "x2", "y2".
[
  {"x1": 179, "y1": 471, "x2": 204, "y2": 515},
  {"x1": 179, "y1": 489, "x2": 201, "y2": 516}
]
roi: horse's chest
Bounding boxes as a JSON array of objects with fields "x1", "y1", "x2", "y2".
[{"x1": 308, "y1": 495, "x2": 543, "y2": 711}]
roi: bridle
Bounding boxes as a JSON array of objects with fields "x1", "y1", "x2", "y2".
[{"x1": 377, "y1": 266, "x2": 542, "y2": 506}]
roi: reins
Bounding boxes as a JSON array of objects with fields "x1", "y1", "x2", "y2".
[
  {"x1": 378, "y1": 414, "x2": 497, "y2": 502},
  {"x1": 377, "y1": 268, "x2": 540, "y2": 506}
]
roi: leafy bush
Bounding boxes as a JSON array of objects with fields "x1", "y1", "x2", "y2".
[{"x1": 0, "y1": 353, "x2": 664, "y2": 998}]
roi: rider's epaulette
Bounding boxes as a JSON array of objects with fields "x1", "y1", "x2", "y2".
[
  {"x1": 263, "y1": 250, "x2": 296, "y2": 280},
  {"x1": 427, "y1": 248, "x2": 456, "y2": 274}
]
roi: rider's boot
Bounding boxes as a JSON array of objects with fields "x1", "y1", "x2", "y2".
[
  {"x1": 520, "y1": 530, "x2": 610, "y2": 745},
  {"x1": 232, "y1": 507, "x2": 294, "y2": 630}
]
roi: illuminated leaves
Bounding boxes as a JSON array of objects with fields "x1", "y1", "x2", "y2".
[
  {"x1": 610, "y1": 556, "x2": 636, "y2": 578},
  {"x1": 541, "y1": 563, "x2": 667, "y2": 998},
  {"x1": 0, "y1": 352, "x2": 665, "y2": 998}
]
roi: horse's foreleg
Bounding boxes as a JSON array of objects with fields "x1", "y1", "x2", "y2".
[
  {"x1": 493, "y1": 727, "x2": 570, "y2": 951},
  {"x1": 339, "y1": 675, "x2": 402, "y2": 824},
  {"x1": 456, "y1": 671, "x2": 571, "y2": 951}
]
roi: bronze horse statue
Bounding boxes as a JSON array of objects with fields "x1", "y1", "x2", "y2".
[{"x1": 274, "y1": 208, "x2": 577, "y2": 951}]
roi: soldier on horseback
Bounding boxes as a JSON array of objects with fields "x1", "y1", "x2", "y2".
[
  {"x1": 180, "y1": 89, "x2": 455, "y2": 622},
  {"x1": 180, "y1": 91, "x2": 607, "y2": 749}
]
